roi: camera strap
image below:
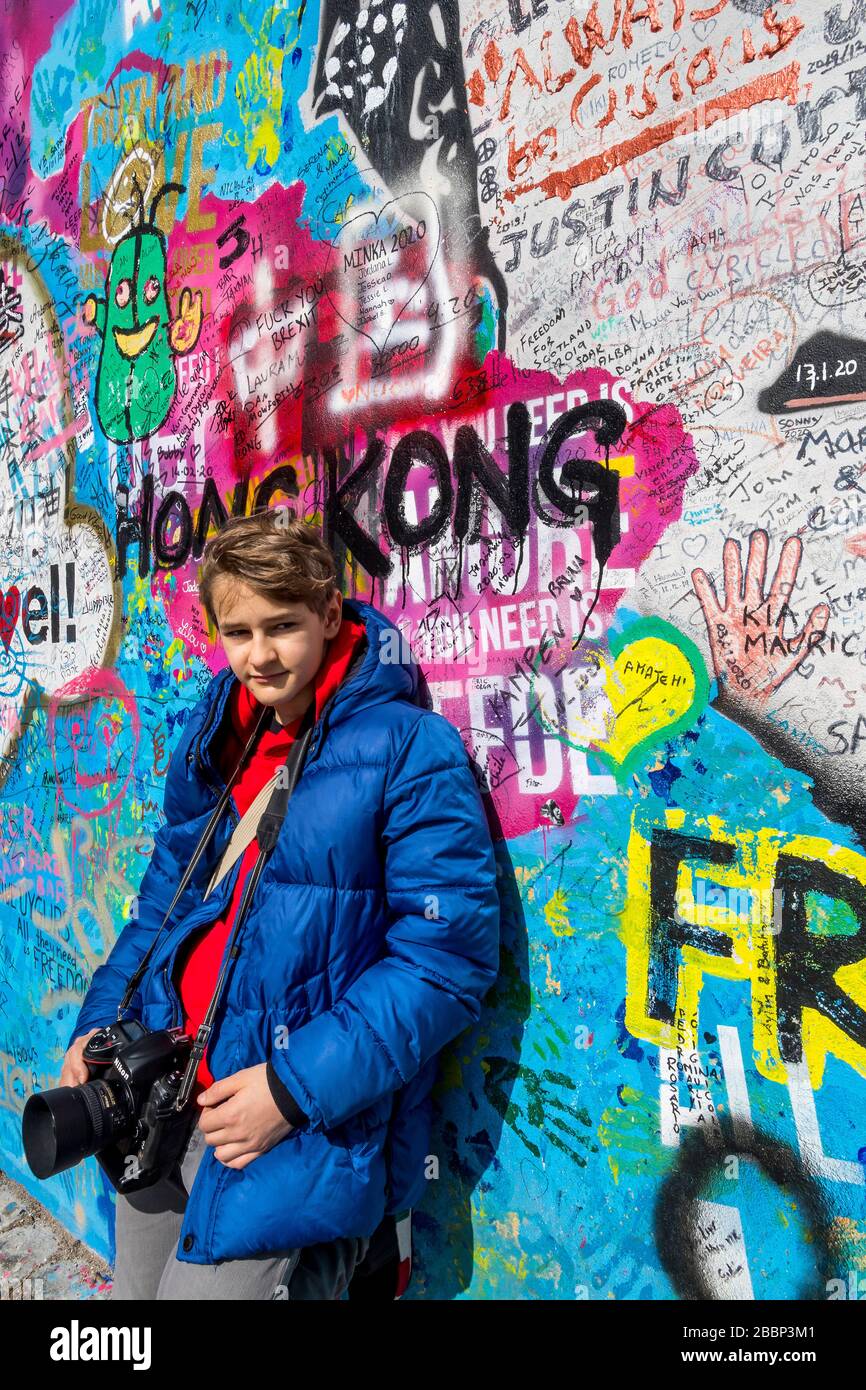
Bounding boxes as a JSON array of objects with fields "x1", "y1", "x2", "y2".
[
  {"x1": 202, "y1": 769, "x2": 283, "y2": 899},
  {"x1": 116, "y1": 696, "x2": 280, "y2": 1020},
  {"x1": 173, "y1": 699, "x2": 317, "y2": 1111}
]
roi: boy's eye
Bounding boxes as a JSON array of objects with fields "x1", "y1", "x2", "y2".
[{"x1": 224, "y1": 623, "x2": 295, "y2": 636}]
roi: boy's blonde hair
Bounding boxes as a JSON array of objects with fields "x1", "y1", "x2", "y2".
[{"x1": 198, "y1": 511, "x2": 339, "y2": 628}]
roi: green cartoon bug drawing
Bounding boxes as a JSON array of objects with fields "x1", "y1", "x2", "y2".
[{"x1": 83, "y1": 183, "x2": 203, "y2": 443}]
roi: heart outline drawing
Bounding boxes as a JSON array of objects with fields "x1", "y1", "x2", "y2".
[
  {"x1": 682, "y1": 534, "x2": 708, "y2": 559},
  {"x1": 324, "y1": 191, "x2": 442, "y2": 355}
]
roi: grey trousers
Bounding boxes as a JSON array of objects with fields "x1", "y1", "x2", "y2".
[{"x1": 110, "y1": 1121, "x2": 370, "y2": 1300}]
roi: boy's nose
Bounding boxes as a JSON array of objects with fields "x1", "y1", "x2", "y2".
[{"x1": 249, "y1": 635, "x2": 277, "y2": 668}]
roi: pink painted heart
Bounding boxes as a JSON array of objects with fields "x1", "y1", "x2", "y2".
[{"x1": 0, "y1": 586, "x2": 20, "y2": 650}]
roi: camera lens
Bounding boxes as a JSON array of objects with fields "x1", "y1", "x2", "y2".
[{"x1": 22, "y1": 1079, "x2": 133, "y2": 1179}]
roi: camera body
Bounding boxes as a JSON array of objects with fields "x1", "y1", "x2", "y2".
[
  {"x1": 83, "y1": 1020, "x2": 197, "y2": 1192},
  {"x1": 23, "y1": 1019, "x2": 197, "y2": 1194}
]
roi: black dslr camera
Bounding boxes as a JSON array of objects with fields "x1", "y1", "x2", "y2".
[{"x1": 22, "y1": 1020, "x2": 197, "y2": 1194}]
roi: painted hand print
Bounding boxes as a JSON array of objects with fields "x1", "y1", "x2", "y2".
[{"x1": 692, "y1": 530, "x2": 831, "y2": 708}]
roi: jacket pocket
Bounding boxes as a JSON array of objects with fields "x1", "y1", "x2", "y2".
[{"x1": 331, "y1": 1091, "x2": 394, "y2": 1176}]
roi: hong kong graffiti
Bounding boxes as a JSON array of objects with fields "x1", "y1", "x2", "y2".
[{"x1": 1, "y1": 0, "x2": 866, "y2": 1300}]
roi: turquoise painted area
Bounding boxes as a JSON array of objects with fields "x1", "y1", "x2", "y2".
[{"x1": 30, "y1": 0, "x2": 378, "y2": 245}]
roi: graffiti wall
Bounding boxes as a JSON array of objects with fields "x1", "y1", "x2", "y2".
[{"x1": 1, "y1": 0, "x2": 865, "y2": 1300}]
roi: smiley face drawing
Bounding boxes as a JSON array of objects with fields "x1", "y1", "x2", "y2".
[{"x1": 83, "y1": 183, "x2": 203, "y2": 443}]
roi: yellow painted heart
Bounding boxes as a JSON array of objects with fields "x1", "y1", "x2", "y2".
[{"x1": 592, "y1": 620, "x2": 709, "y2": 776}]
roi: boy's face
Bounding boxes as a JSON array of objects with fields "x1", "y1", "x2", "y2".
[{"x1": 211, "y1": 577, "x2": 342, "y2": 725}]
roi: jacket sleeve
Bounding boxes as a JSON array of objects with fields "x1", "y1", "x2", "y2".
[
  {"x1": 267, "y1": 712, "x2": 501, "y2": 1134},
  {"x1": 265, "y1": 1059, "x2": 310, "y2": 1129},
  {"x1": 64, "y1": 694, "x2": 213, "y2": 1054}
]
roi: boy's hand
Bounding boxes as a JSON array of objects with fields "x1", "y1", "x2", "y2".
[
  {"x1": 59, "y1": 1028, "x2": 103, "y2": 1088},
  {"x1": 196, "y1": 1063, "x2": 293, "y2": 1168}
]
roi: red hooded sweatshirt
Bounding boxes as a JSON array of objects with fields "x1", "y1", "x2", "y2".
[{"x1": 173, "y1": 613, "x2": 367, "y2": 1099}]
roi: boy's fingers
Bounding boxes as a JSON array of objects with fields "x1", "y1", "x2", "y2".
[
  {"x1": 223, "y1": 1152, "x2": 262, "y2": 1170},
  {"x1": 199, "y1": 1066, "x2": 255, "y2": 1104},
  {"x1": 198, "y1": 1120, "x2": 237, "y2": 1143},
  {"x1": 214, "y1": 1141, "x2": 261, "y2": 1164}
]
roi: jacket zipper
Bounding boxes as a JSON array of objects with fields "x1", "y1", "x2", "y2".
[
  {"x1": 192, "y1": 675, "x2": 231, "y2": 792},
  {"x1": 301, "y1": 635, "x2": 367, "y2": 765}
]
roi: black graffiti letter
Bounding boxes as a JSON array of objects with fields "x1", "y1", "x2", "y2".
[
  {"x1": 536, "y1": 401, "x2": 625, "y2": 569},
  {"x1": 453, "y1": 402, "x2": 530, "y2": 546},
  {"x1": 647, "y1": 827, "x2": 737, "y2": 1027},
  {"x1": 325, "y1": 438, "x2": 390, "y2": 579},
  {"x1": 774, "y1": 854, "x2": 866, "y2": 1063},
  {"x1": 384, "y1": 430, "x2": 453, "y2": 548}
]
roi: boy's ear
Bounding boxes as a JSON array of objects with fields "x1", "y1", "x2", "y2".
[{"x1": 324, "y1": 590, "x2": 342, "y2": 636}]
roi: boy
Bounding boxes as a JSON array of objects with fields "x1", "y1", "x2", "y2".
[{"x1": 60, "y1": 510, "x2": 501, "y2": 1300}]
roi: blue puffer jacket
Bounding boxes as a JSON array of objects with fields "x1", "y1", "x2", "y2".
[{"x1": 66, "y1": 598, "x2": 501, "y2": 1263}]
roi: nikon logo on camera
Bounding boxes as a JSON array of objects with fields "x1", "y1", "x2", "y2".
[{"x1": 113, "y1": 1060, "x2": 131, "y2": 1082}]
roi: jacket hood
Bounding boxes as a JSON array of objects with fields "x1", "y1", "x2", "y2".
[{"x1": 321, "y1": 597, "x2": 419, "y2": 728}]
